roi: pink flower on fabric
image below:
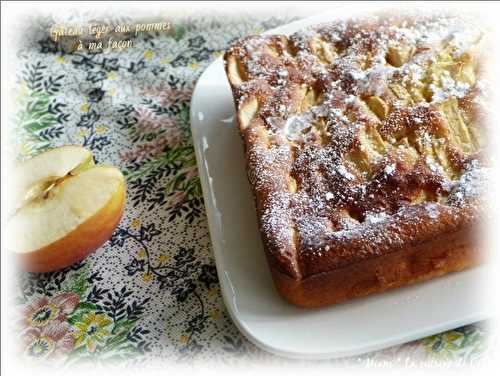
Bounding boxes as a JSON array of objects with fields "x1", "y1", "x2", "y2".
[
  {"x1": 169, "y1": 191, "x2": 187, "y2": 207},
  {"x1": 22, "y1": 320, "x2": 75, "y2": 359},
  {"x1": 163, "y1": 126, "x2": 184, "y2": 149},
  {"x1": 184, "y1": 166, "x2": 199, "y2": 180},
  {"x1": 158, "y1": 88, "x2": 192, "y2": 108},
  {"x1": 133, "y1": 106, "x2": 184, "y2": 148},
  {"x1": 22, "y1": 292, "x2": 80, "y2": 329},
  {"x1": 135, "y1": 107, "x2": 161, "y2": 133},
  {"x1": 138, "y1": 82, "x2": 192, "y2": 107}
]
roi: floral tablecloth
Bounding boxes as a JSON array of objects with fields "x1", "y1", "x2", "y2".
[{"x1": 8, "y1": 12, "x2": 489, "y2": 368}]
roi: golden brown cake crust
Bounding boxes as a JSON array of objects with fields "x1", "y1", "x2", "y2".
[
  {"x1": 223, "y1": 13, "x2": 489, "y2": 307},
  {"x1": 269, "y1": 226, "x2": 482, "y2": 308}
]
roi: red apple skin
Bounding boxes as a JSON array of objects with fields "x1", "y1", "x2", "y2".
[{"x1": 16, "y1": 180, "x2": 126, "y2": 273}]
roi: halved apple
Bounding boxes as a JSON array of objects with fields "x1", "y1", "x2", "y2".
[{"x1": 5, "y1": 145, "x2": 126, "y2": 272}]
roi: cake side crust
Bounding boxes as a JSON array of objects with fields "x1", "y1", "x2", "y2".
[{"x1": 269, "y1": 224, "x2": 481, "y2": 307}]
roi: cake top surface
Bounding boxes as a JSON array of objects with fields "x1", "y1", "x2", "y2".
[{"x1": 224, "y1": 13, "x2": 489, "y2": 278}]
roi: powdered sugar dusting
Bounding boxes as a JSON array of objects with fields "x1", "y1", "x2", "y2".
[
  {"x1": 425, "y1": 202, "x2": 440, "y2": 220},
  {"x1": 226, "y1": 13, "x2": 488, "y2": 263},
  {"x1": 364, "y1": 211, "x2": 389, "y2": 224},
  {"x1": 446, "y1": 161, "x2": 489, "y2": 207}
]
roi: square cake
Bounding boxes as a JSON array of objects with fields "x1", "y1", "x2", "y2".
[{"x1": 223, "y1": 13, "x2": 489, "y2": 307}]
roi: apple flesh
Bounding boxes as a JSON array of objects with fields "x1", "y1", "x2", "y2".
[{"x1": 6, "y1": 146, "x2": 126, "y2": 272}]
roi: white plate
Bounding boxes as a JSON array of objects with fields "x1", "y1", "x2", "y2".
[{"x1": 190, "y1": 11, "x2": 489, "y2": 360}]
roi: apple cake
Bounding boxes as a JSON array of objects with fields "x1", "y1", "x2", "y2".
[{"x1": 223, "y1": 13, "x2": 489, "y2": 307}]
